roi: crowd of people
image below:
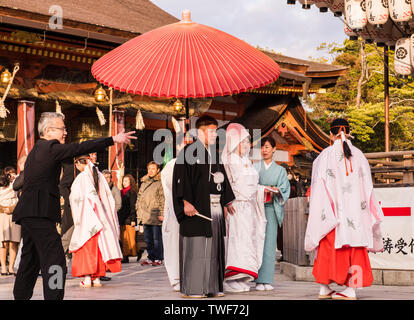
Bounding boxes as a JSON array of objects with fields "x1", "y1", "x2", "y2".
[{"x1": 3, "y1": 112, "x2": 382, "y2": 301}]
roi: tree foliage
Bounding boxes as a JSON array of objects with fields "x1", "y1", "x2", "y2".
[{"x1": 308, "y1": 39, "x2": 414, "y2": 152}]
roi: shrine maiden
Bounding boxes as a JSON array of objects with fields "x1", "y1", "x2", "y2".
[
  {"x1": 305, "y1": 118, "x2": 383, "y2": 300},
  {"x1": 69, "y1": 155, "x2": 122, "y2": 288}
]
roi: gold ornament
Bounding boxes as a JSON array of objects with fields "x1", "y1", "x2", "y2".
[{"x1": 94, "y1": 87, "x2": 107, "y2": 102}]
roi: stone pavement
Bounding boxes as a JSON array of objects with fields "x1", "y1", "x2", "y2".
[{"x1": 0, "y1": 256, "x2": 412, "y2": 300}]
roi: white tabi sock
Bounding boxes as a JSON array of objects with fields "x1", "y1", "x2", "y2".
[
  {"x1": 84, "y1": 275, "x2": 92, "y2": 286},
  {"x1": 340, "y1": 286, "x2": 356, "y2": 298},
  {"x1": 319, "y1": 284, "x2": 332, "y2": 296}
]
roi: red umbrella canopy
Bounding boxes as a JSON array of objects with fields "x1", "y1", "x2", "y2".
[{"x1": 92, "y1": 10, "x2": 281, "y2": 98}]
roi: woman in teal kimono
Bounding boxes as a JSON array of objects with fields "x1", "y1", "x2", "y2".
[{"x1": 253, "y1": 136, "x2": 290, "y2": 290}]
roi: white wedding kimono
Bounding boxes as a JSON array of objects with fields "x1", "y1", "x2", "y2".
[
  {"x1": 222, "y1": 124, "x2": 267, "y2": 282},
  {"x1": 161, "y1": 158, "x2": 180, "y2": 287},
  {"x1": 69, "y1": 161, "x2": 122, "y2": 263},
  {"x1": 305, "y1": 139, "x2": 384, "y2": 253}
]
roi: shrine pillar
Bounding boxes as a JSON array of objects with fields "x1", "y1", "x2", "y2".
[
  {"x1": 109, "y1": 109, "x2": 125, "y2": 189},
  {"x1": 17, "y1": 100, "x2": 35, "y2": 173}
]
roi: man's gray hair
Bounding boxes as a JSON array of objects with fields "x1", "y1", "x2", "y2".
[{"x1": 38, "y1": 112, "x2": 65, "y2": 137}]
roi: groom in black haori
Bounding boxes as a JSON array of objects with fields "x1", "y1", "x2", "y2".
[{"x1": 172, "y1": 115, "x2": 235, "y2": 298}]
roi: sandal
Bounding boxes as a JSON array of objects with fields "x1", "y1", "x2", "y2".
[
  {"x1": 79, "y1": 281, "x2": 92, "y2": 288},
  {"x1": 318, "y1": 290, "x2": 336, "y2": 300},
  {"x1": 332, "y1": 292, "x2": 357, "y2": 300}
]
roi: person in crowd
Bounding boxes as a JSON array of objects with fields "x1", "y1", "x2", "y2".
[
  {"x1": 160, "y1": 158, "x2": 180, "y2": 291},
  {"x1": 3, "y1": 167, "x2": 16, "y2": 184},
  {"x1": 221, "y1": 123, "x2": 267, "y2": 293},
  {"x1": 58, "y1": 158, "x2": 78, "y2": 264},
  {"x1": 69, "y1": 155, "x2": 122, "y2": 288},
  {"x1": 118, "y1": 174, "x2": 138, "y2": 263},
  {"x1": 0, "y1": 174, "x2": 20, "y2": 275},
  {"x1": 253, "y1": 136, "x2": 290, "y2": 290},
  {"x1": 172, "y1": 115, "x2": 235, "y2": 298},
  {"x1": 305, "y1": 118, "x2": 384, "y2": 300},
  {"x1": 12, "y1": 157, "x2": 27, "y2": 198},
  {"x1": 102, "y1": 170, "x2": 122, "y2": 214},
  {"x1": 136, "y1": 161, "x2": 165, "y2": 266},
  {"x1": 12, "y1": 111, "x2": 135, "y2": 300}
]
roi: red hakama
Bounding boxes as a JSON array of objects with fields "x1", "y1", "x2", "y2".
[
  {"x1": 312, "y1": 229, "x2": 373, "y2": 288},
  {"x1": 72, "y1": 233, "x2": 121, "y2": 280}
]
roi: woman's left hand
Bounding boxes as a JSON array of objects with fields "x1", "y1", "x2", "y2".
[
  {"x1": 131, "y1": 221, "x2": 136, "y2": 227},
  {"x1": 158, "y1": 216, "x2": 164, "y2": 222}
]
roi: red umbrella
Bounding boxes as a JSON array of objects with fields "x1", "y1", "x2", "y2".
[{"x1": 91, "y1": 10, "x2": 281, "y2": 98}]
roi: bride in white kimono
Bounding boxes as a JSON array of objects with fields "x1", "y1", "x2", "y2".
[{"x1": 222, "y1": 123, "x2": 267, "y2": 293}]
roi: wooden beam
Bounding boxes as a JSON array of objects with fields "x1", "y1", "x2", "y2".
[{"x1": 365, "y1": 150, "x2": 414, "y2": 159}]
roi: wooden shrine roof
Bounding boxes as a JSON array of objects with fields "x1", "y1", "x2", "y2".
[
  {"x1": 262, "y1": 50, "x2": 348, "y2": 76},
  {"x1": 0, "y1": 0, "x2": 178, "y2": 40}
]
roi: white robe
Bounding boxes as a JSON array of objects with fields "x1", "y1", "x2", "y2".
[
  {"x1": 69, "y1": 161, "x2": 122, "y2": 262},
  {"x1": 305, "y1": 139, "x2": 384, "y2": 253},
  {"x1": 223, "y1": 152, "x2": 267, "y2": 282},
  {"x1": 161, "y1": 158, "x2": 180, "y2": 287}
]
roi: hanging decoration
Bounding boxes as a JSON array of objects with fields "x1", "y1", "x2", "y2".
[
  {"x1": 96, "y1": 106, "x2": 106, "y2": 126},
  {"x1": 389, "y1": 0, "x2": 412, "y2": 25},
  {"x1": 366, "y1": 0, "x2": 389, "y2": 27},
  {"x1": 345, "y1": 0, "x2": 368, "y2": 32},
  {"x1": 394, "y1": 37, "x2": 412, "y2": 76},
  {"x1": 55, "y1": 100, "x2": 63, "y2": 116},
  {"x1": 135, "y1": 109, "x2": 145, "y2": 130},
  {"x1": 330, "y1": 0, "x2": 345, "y2": 16},
  {"x1": 298, "y1": 0, "x2": 316, "y2": 9},
  {"x1": 0, "y1": 63, "x2": 19, "y2": 119}
]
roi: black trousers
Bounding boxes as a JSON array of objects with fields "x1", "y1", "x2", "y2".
[{"x1": 13, "y1": 217, "x2": 67, "y2": 300}]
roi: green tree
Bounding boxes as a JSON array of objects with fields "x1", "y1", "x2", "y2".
[{"x1": 308, "y1": 39, "x2": 414, "y2": 152}]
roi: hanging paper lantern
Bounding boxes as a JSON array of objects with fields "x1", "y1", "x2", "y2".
[
  {"x1": 344, "y1": 23, "x2": 359, "y2": 40},
  {"x1": 315, "y1": 0, "x2": 332, "y2": 12},
  {"x1": 394, "y1": 37, "x2": 412, "y2": 76},
  {"x1": 330, "y1": 0, "x2": 346, "y2": 16},
  {"x1": 410, "y1": 33, "x2": 414, "y2": 73},
  {"x1": 389, "y1": 0, "x2": 412, "y2": 24},
  {"x1": 366, "y1": 0, "x2": 390, "y2": 27},
  {"x1": 299, "y1": 0, "x2": 316, "y2": 9},
  {"x1": 345, "y1": 0, "x2": 368, "y2": 32}
]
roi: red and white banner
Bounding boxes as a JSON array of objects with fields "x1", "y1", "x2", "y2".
[{"x1": 369, "y1": 187, "x2": 414, "y2": 270}]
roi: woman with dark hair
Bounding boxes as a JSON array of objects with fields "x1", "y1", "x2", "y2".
[
  {"x1": 0, "y1": 174, "x2": 20, "y2": 275},
  {"x1": 69, "y1": 155, "x2": 122, "y2": 288},
  {"x1": 253, "y1": 136, "x2": 290, "y2": 291},
  {"x1": 118, "y1": 174, "x2": 138, "y2": 263},
  {"x1": 305, "y1": 118, "x2": 384, "y2": 300}
]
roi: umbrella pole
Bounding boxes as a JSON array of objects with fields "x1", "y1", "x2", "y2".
[{"x1": 185, "y1": 98, "x2": 190, "y2": 132}]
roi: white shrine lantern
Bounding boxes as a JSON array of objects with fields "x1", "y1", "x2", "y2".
[
  {"x1": 345, "y1": 0, "x2": 368, "y2": 32},
  {"x1": 394, "y1": 37, "x2": 412, "y2": 76},
  {"x1": 344, "y1": 23, "x2": 359, "y2": 39},
  {"x1": 299, "y1": 0, "x2": 316, "y2": 9},
  {"x1": 366, "y1": 0, "x2": 390, "y2": 27},
  {"x1": 330, "y1": 0, "x2": 346, "y2": 16},
  {"x1": 315, "y1": 0, "x2": 333, "y2": 12},
  {"x1": 410, "y1": 33, "x2": 414, "y2": 73},
  {"x1": 389, "y1": 0, "x2": 412, "y2": 24}
]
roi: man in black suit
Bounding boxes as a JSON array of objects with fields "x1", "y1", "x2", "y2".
[{"x1": 12, "y1": 112, "x2": 136, "y2": 300}]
